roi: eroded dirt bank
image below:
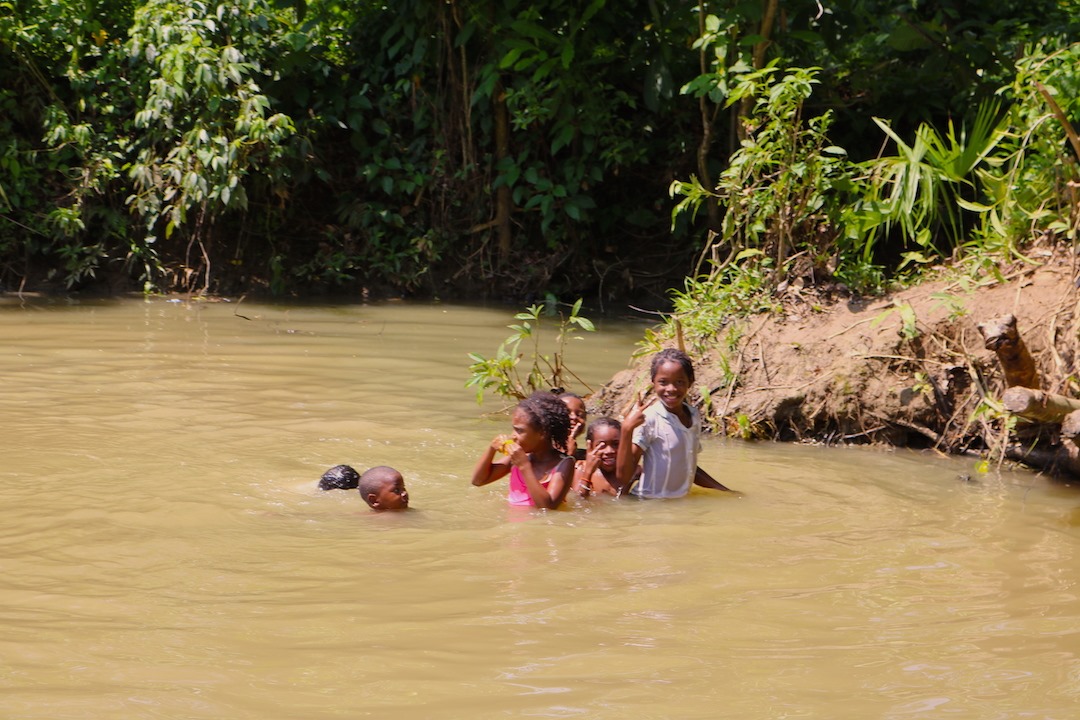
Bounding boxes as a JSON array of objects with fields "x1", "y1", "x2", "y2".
[{"x1": 592, "y1": 247, "x2": 1080, "y2": 476}]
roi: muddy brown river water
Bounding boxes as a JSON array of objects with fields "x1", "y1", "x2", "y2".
[{"x1": 3, "y1": 297, "x2": 1079, "y2": 719}]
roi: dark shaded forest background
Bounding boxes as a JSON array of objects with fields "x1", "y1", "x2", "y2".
[{"x1": 1, "y1": 0, "x2": 1078, "y2": 306}]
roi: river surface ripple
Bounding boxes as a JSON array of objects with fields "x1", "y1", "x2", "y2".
[{"x1": 2, "y1": 298, "x2": 1079, "y2": 719}]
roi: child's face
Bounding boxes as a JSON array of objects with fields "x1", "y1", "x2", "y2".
[
  {"x1": 371, "y1": 473, "x2": 409, "y2": 511},
  {"x1": 587, "y1": 425, "x2": 619, "y2": 471},
  {"x1": 652, "y1": 360, "x2": 692, "y2": 411},
  {"x1": 561, "y1": 396, "x2": 587, "y2": 437},
  {"x1": 511, "y1": 408, "x2": 546, "y2": 453}
]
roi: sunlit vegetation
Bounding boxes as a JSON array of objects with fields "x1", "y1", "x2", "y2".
[
  {"x1": 1, "y1": 0, "x2": 1078, "y2": 309},
  {"x1": 466, "y1": 298, "x2": 595, "y2": 404}
]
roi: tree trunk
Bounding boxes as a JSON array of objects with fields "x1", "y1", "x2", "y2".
[
  {"x1": 977, "y1": 314, "x2": 1040, "y2": 389},
  {"x1": 1002, "y1": 386, "x2": 1080, "y2": 423},
  {"x1": 694, "y1": 0, "x2": 721, "y2": 231},
  {"x1": 1061, "y1": 409, "x2": 1080, "y2": 448},
  {"x1": 494, "y1": 79, "x2": 512, "y2": 265},
  {"x1": 1005, "y1": 442, "x2": 1080, "y2": 478},
  {"x1": 737, "y1": 0, "x2": 779, "y2": 142}
]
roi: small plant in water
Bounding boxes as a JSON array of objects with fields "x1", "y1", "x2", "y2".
[{"x1": 466, "y1": 299, "x2": 596, "y2": 403}]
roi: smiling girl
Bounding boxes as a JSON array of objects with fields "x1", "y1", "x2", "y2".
[
  {"x1": 471, "y1": 391, "x2": 575, "y2": 509},
  {"x1": 616, "y1": 348, "x2": 732, "y2": 498},
  {"x1": 571, "y1": 417, "x2": 627, "y2": 498}
]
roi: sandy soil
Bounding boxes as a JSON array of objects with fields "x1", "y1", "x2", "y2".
[{"x1": 591, "y1": 245, "x2": 1080, "y2": 473}]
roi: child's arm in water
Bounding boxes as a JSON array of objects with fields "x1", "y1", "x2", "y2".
[
  {"x1": 471, "y1": 435, "x2": 513, "y2": 487},
  {"x1": 572, "y1": 450, "x2": 605, "y2": 497},
  {"x1": 693, "y1": 466, "x2": 733, "y2": 492},
  {"x1": 510, "y1": 448, "x2": 574, "y2": 509},
  {"x1": 571, "y1": 459, "x2": 594, "y2": 497},
  {"x1": 616, "y1": 393, "x2": 650, "y2": 489}
]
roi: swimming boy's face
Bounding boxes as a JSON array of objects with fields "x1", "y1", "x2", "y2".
[
  {"x1": 371, "y1": 472, "x2": 409, "y2": 511},
  {"x1": 587, "y1": 425, "x2": 619, "y2": 471},
  {"x1": 511, "y1": 407, "x2": 545, "y2": 453},
  {"x1": 561, "y1": 396, "x2": 587, "y2": 437},
  {"x1": 652, "y1": 359, "x2": 692, "y2": 411}
]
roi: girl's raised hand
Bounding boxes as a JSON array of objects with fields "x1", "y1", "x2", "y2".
[
  {"x1": 569, "y1": 416, "x2": 585, "y2": 440},
  {"x1": 622, "y1": 391, "x2": 655, "y2": 431},
  {"x1": 489, "y1": 434, "x2": 527, "y2": 465},
  {"x1": 583, "y1": 440, "x2": 607, "y2": 470},
  {"x1": 505, "y1": 441, "x2": 528, "y2": 466}
]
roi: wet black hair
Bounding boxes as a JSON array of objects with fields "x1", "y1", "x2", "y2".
[
  {"x1": 650, "y1": 348, "x2": 695, "y2": 384},
  {"x1": 586, "y1": 416, "x2": 621, "y2": 442},
  {"x1": 358, "y1": 466, "x2": 402, "y2": 507},
  {"x1": 518, "y1": 390, "x2": 571, "y2": 451},
  {"x1": 319, "y1": 464, "x2": 360, "y2": 491}
]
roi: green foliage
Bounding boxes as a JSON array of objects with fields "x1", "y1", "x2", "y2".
[
  {"x1": 466, "y1": 298, "x2": 595, "y2": 404},
  {"x1": 871, "y1": 300, "x2": 920, "y2": 342},
  {"x1": 806, "y1": 0, "x2": 1080, "y2": 150},
  {"x1": 0, "y1": 0, "x2": 134, "y2": 284},
  {"x1": 125, "y1": 0, "x2": 298, "y2": 290},
  {"x1": 930, "y1": 292, "x2": 969, "y2": 322},
  {"x1": 732, "y1": 412, "x2": 756, "y2": 441},
  {"x1": 474, "y1": 2, "x2": 653, "y2": 248},
  {"x1": 673, "y1": 62, "x2": 859, "y2": 283},
  {"x1": 964, "y1": 42, "x2": 1080, "y2": 253},
  {"x1": 633, "y1": 325, "x2": 668, "y2": 359},
  {"x1": 667, "y1": 62, "x2": 854, "y2": 347},
  {"x1": 0, "y1": 0, "x2": 306, "y2": 292},
  {"x1": 2, "y1": 0, "x2": 1080, "y2": 302},
  {"x1": 665, "y1": 254, "x2": 780, "y2": 356},
  {"x1": 860, "y1": 100, "x2": 1008, "y2": 271}
]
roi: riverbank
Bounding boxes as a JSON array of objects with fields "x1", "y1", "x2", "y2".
[{"x1": 592, "y1": 244, "x2": 1080, "y2": 476}]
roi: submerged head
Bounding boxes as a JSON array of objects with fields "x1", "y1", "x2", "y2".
[
  {"x1": 319, "y1": 464, "x2": 360, "y2": 491},
  {"x1": 586, "y1": 417, "x2": 621, "y2": 472},
  {"x1": 512, "y1": 391, "x2": 571, "y2": 455},
  {"x1": 650, "y1": 348, "x2": 695, "y2": 411},
  {"x1": 558, "y1": 392, "x2": 587, "y2": 438},
  {"x1": 359, "y1": 466, "x2": 410, "y2": 511}
]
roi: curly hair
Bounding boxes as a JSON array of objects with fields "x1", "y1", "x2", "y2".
[
  {"x1": 318, "y1": 464, "x2": 360, "y2": 490},
  {"x1": 650, "y1": 348, "x2": 695, "y2": 383},
  {"x1": 518, "y1": 390, "x2": 571, "y2": 450}
]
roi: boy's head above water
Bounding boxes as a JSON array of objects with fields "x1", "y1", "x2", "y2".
[
  {"x1": 319, "y1": 464, "x2": 360, "y2": 491},
  {"x1": 359, "y1": 466, "x2": 410, "y2": 511}
]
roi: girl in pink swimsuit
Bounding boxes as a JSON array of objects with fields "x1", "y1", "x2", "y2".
[{"x1": 471, "y1": 391, "x2": 576, "y2": 509}]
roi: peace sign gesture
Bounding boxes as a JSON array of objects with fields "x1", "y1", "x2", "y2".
[{"x1": 621, "y1": 390, "x2": 656, "y2": 432}]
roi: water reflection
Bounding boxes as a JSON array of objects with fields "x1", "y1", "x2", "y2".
[{"x1": 1, "y1": 298, "x2": 1079, "y2": 719}]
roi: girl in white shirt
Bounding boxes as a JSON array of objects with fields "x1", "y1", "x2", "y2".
[{"x1": 616, "y1": 349, "x2": 732, "y2": 498}]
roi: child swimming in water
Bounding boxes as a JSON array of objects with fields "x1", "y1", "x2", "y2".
[
  {"x1": 358, "y1": 466, "x2": 410, "y2": 511},
  {"x1": 571, "y1": 417, "x2": 631, "y2": 498},
  {"x1": 318, "y1": 464, "x2": 360, "y2": 491},
  {"x1": 616, "y1": 348, "x2": 732, "y2": 498},
  {"x1": 471, "y1": 391, "x2": 575, "y2": 509}
]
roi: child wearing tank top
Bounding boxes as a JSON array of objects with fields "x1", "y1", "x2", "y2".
[{"x1": 471, "y1": 391, "x2": 576, "y2": 509}]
